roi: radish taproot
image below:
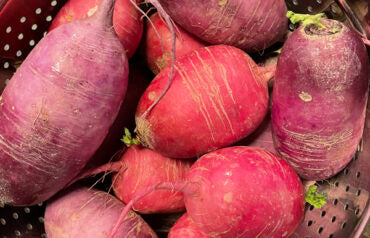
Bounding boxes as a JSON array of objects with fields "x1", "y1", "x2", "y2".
[
  {"x1": 110, "y1": 146, "x2": 305, "y2": 238},
  {"x1": 168, "y1": 213, "x2": 209, "y2": 238},
  {"x1": 49, "y1": 0, "x2": 143, "y2": 58},
  {"x1": 272, "y1": 14, "x2": 369, "y2": 180},
  {"x1": 155, "y1": 0, "x2": 288, "y2": 52},
  {"x1": 45, "y1": 187, "x2": 157, "y2": 238},
  {"x1": 144, "y1": 12, "x2": 205, "y2": 74},
  {"x1": 135, "y1": 45, "x2": 274, "y2": 159},
  {"x1": 0, "y1": 0, "x2": 128, "y2": 205}
]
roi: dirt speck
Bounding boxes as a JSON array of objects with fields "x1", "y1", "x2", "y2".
[
  {"x1": 223, "y1": 192, "x2": 233, "y2": 203},
  {"x1": 218, "y1": 0, "x2": 228, "y2": 6},
  {"x1": 299, "y1": 92, "x2": 312, "y2": 102}
]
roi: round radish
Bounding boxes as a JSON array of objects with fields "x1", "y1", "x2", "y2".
[
  {"x1": 45, "y1": 187, "x2": 157, "y2": 238},
  {"x1": 0, "y1": 0, "x2": 128, "y2": 205},
  {"x1": 272, "y1": 19, "x2": 369, "y2": 180},
  {"x1": 144, "y1": 12, "x2": 205, "y2": 74},
  {"x1": 156, "y1": 0, "x2": 288, "y2": 52},
  {"x1": 168, "y1": 213, "x2": 209, "y2": 238},
  {"x1": 49, "y1": 0, "x2": 143, "y2": 58},
  {"x1": 136, "y1": 45, "x2": 274, "y2": 159},
  {"x1": 110, "y1": 146, "x2": 305, "y2": 238},
  {"x1": 112, "y1": 145, "x2": 193, "y2": 213}
]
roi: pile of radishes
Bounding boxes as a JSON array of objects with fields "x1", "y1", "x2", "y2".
[{"x1": 0, "y1": 0, "x2": 369, "y2": 237}]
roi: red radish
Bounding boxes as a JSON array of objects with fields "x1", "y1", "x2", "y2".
[
  {"x1": 49, "y1": 0, "x2": 143, "y2": 58},
  {"x1": 45, "y1": 187, "x2": 157, "y2": 238},
  {"x1": 144, "y1": 12, "x2": 205, "y2": 74},
  {"x1": 272, "y1": 17, "x2": 369, "y2": 180},
  {"x1": 0, "y1": 0, "x2": 128, "y2": 205},
  {"x1": 83, "y1": 60, "x2": 152, "y2": 170},
  {"x1": 155, "y1": 0, "x2": 288, "y2": 52},
  {"x1": 113, "y1": 145, "x2": 192, "y2": 213},
  {"x1": 76, "y1": 144, "x2": 193, "y2": 213},
  {"x1": 168, "y1": 213, "x2": 209, "y2": 238},
  {"x1": 135, "y1": 45, "x2": 274, "y2": 159},
  {"x1": 110, "y1": 146, "x2": 305, "y2": 238}
]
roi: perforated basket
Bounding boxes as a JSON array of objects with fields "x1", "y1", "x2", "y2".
[{"x1": 0, "y1": 0, "x2": 369, "y2": 237}]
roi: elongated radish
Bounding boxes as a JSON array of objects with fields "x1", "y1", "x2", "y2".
[
  {"x1": 144, "y1": 12, "x2": 205, "y2": 74},
  {"x1": 109, "y1": 146, "x2": 305, "y2": 238},
  {"x1": 49, "y1": 0, "x2": 143, "y2": 58},
  {"x1": 0, "y1": 0, "x2": 128, "y2": 205},
  {"x1": 272, "y1": 15, "x2": 368, "y2": 180},
  {"x1": 135, "y1": 45, "x2": 274, "y2": 159},
  {"x1": 155, "y1": 0, "x2": 288, "y2": 52},
  {"x1": 45, "y1": 187, "x2": 157, "y2": 238}
]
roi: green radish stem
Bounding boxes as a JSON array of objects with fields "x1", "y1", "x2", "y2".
[
  {"x1": 286, "y1": 11, "x2": 326, "y2": 28},
  {"x1": 305, "y1": 185, "x2": 327, "y2": 209},
  {"x1": 121, "y1": 128, "x2": 140, "y2": 147},
  {"x1": 108, "y1": 181, "x2": 198, "y2": 238}
]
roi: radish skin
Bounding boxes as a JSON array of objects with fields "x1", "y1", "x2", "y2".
[
  {"x1": 136, "y1": 45, "x2": 272, "y2": 159},
  {"x1": 0, "y1": 0, "x2": 128, "y2": 205},
  {"x1": 168, "y1": 213, "x2": 210, "y2": 238},
  {"x1": 45, "y1": 187, "x2": 157, "y2": 238},
  {"x1": 272, "y1": 19, "x2": 369, "y2": 180},
  {"x1": 110, "y1": 146, "x2": 305, "y2": 238},
  {"x1": 49, "y1": 0, "x2": 143, "y2": 58},
  {"x1": 144, "y1": 13, "x2": 205, "y2": 74}
]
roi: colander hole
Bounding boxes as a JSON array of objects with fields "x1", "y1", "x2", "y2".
[
  {"x1": 6, "y1": 26, "x2": 11, "y2": 33},
  {"x1": 292, "y1": 0, "x2": 298, "y2": 6},
  {"x1": 46, "y1": 16, "x2": 53, "y2": 22},
  {"x1": 41, "y1": 233, "x2": 47, "y2": 238},
  {"x1": 24, "y1": 207, "x2": 30, "y2": 213},
  {"x1": 32, "y1": 24, "x2": 38, "y2": 30},
  {"x1": 18, "y1": 33, "x2": 24, "y2": 40},
  {"x1": 321, "y1": 211, "x2": 326, "y2": 217},
  {"x1": 334, "y1": 181, "x2": 339, "y2": 187},
  {"x1": 3, "y1": 44, "x2": 10, "y2": 51},
  {"x1": 27, "y1": 223, "x2": 33, "y2": 230},
  {"x1": 307, "y1": 6, "x2": 313, "y2": 12},
  {"x1": 35, "y1": 8, "x2": 42, "y2": 14},
  {"x1": 39, "y1": 217, "x2": 45, "y2": 223},
  {"x1": 20, "y1": 16, "x2": 26, "y2": 23},
  {"x1": 345, "y1": 185, "x2": 350, "y2": 192},
  {"x1": 307, "y1": 220, "x2": 313, "y2": 226},
  {"x1": 29, "y1": 40, "x2": 35, "y2": 46},
  {"x1": 3, "y1": 62, "x2": 9, "y2": 69},
  {"x1": 355, "y1": 208, "x2": 360, "y2": 216},
  {"x1": 333, "y1": 199, "x2": 338, "y2": 205},
  {"x1": 341, "y1": 222, "x2": 346, "y2": 229},
  {"x1": 44, "y1": 31, "x2": 48, "y2": 37},
  {"x1": 317, "y1": 0, "x2": 322, "y2": 3},
  {"x1": 0, "y1": 218, "x2": 6, "y2": 225},
  {"x1": 289, "y1": 23, "x2": 296, "y2": 30},
  {"x1": 356, "y1": 189, "x2": 361, "y2": 196},
  {"x1": 331, "y1": 216, "x2": 336, "y2": 222},
  {"x1": 5, "y1": 79, "x2": 10, "y2": 85},
  {"x1": 356, "y1": 171, "x2": 360, "y2": 178},
  {"x1": 343, "y1": 168, "x2": 349, "y2": 175},
  {"x1": 328, "y1": 234, "x2": 334, "y2": 238},
  {"x1": 318, "y1": 227, "x2": 323, "y2": 234},
  {"x1": 38, "y1": 203, "x2": 43, "y2": 207},
  {"x1": 344, "y1": 203, "x2": 349, "y2": 210},
  {"x1": 51, "y1": 0, "x2": 58, "y2": 6},
  {"x1": 12, "y1": 212, "x2": 19, "y2": 219},
  {"x1": 16, "y1": 50, "x2": 22, "y2": 57},
  {"x1": 14, "y1": 230, "x2": 21, "y2": 236}
]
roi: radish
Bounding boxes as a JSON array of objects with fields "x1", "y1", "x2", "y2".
[
  {"x1": 74, "y1": 143, "x2": 193, "y2": 214},
  {"x1": 168, "y1": 213, "x2": 209, "y2": 238},
  {"x1": 154, "y1": 0, "x2": 288, "y2": 52},
  {"x1": 144, "y1": 12, "x2": 205, "y2": 74},
  {"x1": 109, "y1": 146, "x2": 305, "y2": 238},
  {"x1": 45, "y1": 186, "x2": 157, "y2": 238},
  {"x1": 272, "y1": 13, "x2": 369, "y2": 180},
  {"x1": 49, "y1": 0, "x2": 143, "y2": 58},
  {"x1": 135, "y1": 45, "x2": 275, "y2": 159},
  {"x1": 0, "y1": 0, "x2": 128, "y2": 205}
]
